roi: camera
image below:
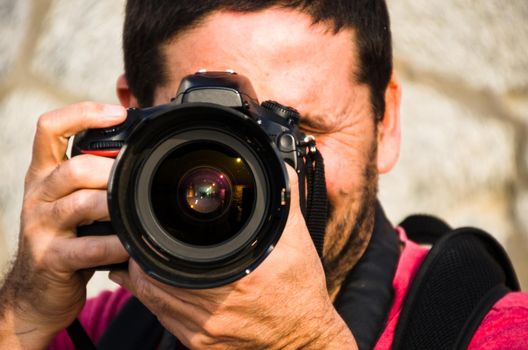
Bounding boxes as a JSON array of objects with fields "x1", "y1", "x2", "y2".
[{"x1": 72, "y1": 71, "x2": 316, "y2": 288}]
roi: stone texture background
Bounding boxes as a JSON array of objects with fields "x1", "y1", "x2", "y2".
[{"x1": 0, "y1": 0, "x2": 526, "y2": 296}]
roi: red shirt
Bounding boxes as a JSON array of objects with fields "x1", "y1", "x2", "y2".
[
  {"x1": 49, "y1": 228, "x2": 528, "y2": 349},
  {"x1": 375, "y1": 228, "x2": 528, "y2": 349}
]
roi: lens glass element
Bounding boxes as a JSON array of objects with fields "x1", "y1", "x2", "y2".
[
  {"x1": 181, "y1": 167, "x2": 231, "y2": 216},
  {"x1": 150, "y1": 142, "x2": 256, "y2": 246}
]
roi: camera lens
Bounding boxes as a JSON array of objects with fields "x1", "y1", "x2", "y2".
[
  {"x1": 180, "y1": 167, "x2": 232, "y2": 216},
  {"x1": 150, "y1": 142, "x2": 255, "y2": 246},
  {"x1": 109, "y1": 106, "x2": 290, "y2": 287}
]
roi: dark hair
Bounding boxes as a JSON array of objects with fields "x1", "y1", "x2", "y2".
[{"x1": 123, "y1": 0, "x2": 392, "y2": 119}]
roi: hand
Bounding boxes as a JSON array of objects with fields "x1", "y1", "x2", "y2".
[
  {"x1": 0, "y1": 102, "x2": 129, "y2": 349},
  {"x1": 110, "y1": 166, "x2": 358, "y2": 349}
]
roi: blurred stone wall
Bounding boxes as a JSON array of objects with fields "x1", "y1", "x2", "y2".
[
  {"x1": 380, "y1": 0, "x2": 528, "y2": 290},
  {"x1": 0, "y1": 0, "x2": 526, "y2": 297}
]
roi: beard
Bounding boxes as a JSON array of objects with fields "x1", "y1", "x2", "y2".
[{"x1": 322, "y1": 140, "x2": 379, "y2": 299}]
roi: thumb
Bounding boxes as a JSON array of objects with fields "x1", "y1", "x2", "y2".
[
  {"x1": 281, "y1": 165, "x2": 317, "y2": 252},
  {"x1": 285, "y1": 164, "x2": 305, "y2": 226}
]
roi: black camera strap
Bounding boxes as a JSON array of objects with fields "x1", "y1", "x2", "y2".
[
  {"x1": 302, "y1": 148, "x2": 328, "y2": 257},
  {"x1": 66, "y1": 319, "x2": 97, "y2": 350}
]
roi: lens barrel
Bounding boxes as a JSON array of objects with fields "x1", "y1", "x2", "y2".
[{"x1": 108, "y1": 104, "x2": 290, "y2": 288}]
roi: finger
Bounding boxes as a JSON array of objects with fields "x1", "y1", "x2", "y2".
[
  {"x1": 136, "y1": 274, "x2": 220, "y2": 311},
  {"x1": 31, "y1": 102, "x2": 126, "y2": 170},
  {"x1": 273, "y1": 165, "x2": 315, "y2": 253},
  {"x1": 111, "y1": 261, "x2": 208, "y2": 326},
  {"x1": 40, "y1": 155, "x2": 114, "y2": 201},
  {"x1": 109, "y1": 269, "x2": 199, "y2": 348},
  {"x1": 126, "y1": 261, "x2": 208, "y2": 315},
  {"x1": 284, "y1": 164, "x2": 307, "y2": 231},
  {"x1": 52, "y1": 235, "x2": 128, "y2": 272},
  {"x1": 48, "y1": 189, "x2": 109, "y2": 229}
]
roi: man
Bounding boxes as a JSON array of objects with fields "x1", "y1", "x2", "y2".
[{"x1": 0, "y1": 1, "x2": 526, "y2": 349}]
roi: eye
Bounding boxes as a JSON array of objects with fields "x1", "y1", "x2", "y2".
[
  {"x1": 298, "y1": 113, "x2": 337, "y2": 135},
  {"x1": 299, "y1": 121, "x2": 328, "y2": 136}
]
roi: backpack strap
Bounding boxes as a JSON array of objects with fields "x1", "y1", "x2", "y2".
[
  {"x1": 392, "y1": 226, "x2": 520, "y2": 350},
  {"x1": 399, "y1": 214, "x2": 451, "y2": 245}
]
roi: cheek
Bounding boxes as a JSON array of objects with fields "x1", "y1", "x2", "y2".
[{"x1": 316, "y1": 136, "x2": 372, "y2": 204}]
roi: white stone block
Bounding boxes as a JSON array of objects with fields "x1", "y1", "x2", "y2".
[
  {"x1": 0, "y1": 88, "x2": 63, "y2": 260},
  {"x1": 379, "y1": 79, "x2": 516, "y2": 240},
  {"x1": 31, "y1": 0, "x2": 126, "y2": 103},
  {"x1": 516, "y1": 189, "x2": 528, "y2": 238},
  {"x1": 0, "y1": 0, "x2": 30, "y2": 83},
  {"x1": 87, "y1": 271, "x2": 120, "y2": 298},
  {"x1": 389, "y1": 0, "x2": 528, "y2": 93}
]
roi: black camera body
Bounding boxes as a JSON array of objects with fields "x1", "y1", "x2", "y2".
[{"x1": 73, "y1": 71, "x2": 314, "y2": 288}]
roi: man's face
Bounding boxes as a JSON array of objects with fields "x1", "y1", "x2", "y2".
[{"x1": 147, "y1": 8, "x2": 388, "y2": 292}]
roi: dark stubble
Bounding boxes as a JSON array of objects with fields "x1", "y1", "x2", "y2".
[{"x1": 322, "y1": 141, "x2": 379, "y2": 300}]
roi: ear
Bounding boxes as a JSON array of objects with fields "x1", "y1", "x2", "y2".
[
  {"x1": 116, "y1": 74, "x2": 140, "y2": 108},
  {"x1": 376, "y1": 72, "x2": 402, "y2": 174}
]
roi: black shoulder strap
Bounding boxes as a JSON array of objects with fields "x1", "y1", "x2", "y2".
[
  {"x1": 398, "y1": 214, "x2": 451, "y2": 245},
  {"x1": 97, "y1": 296, "x2": 165, "y2": 350},
  {"x1": 392, "y1": 224, "x2": 520, "y2": 350}
]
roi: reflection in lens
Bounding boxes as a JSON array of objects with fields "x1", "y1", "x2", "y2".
[
  {"x1": 150, "y1": 142, "x2": 256, "y2": 246},
  {"x1": 181, "y1": 167, "x2": 231, "y2": 215}
]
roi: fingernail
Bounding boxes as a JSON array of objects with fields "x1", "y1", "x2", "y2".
[{"x1": 103, "y1": 105, "x2": 126, "y2": 118}]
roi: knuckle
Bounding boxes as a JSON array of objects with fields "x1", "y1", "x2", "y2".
[
  {"x1": 72, "y1": 190, "x2": 95, "y2": 212},
  {"x1": 31, "y1": 237, "x2": 54, "y2": 272},
  {"x1": 187, "y1": 333, "x2": 211, "y2": 349},
  {"x1": 64, "y1": 158, "x2": 85, "y2": 181},
  {"x1": 198, "y1": 333, "x2": 224, "y2": 349},
  {"x1": 32, "y1": 252, "x2": 47, "y2": 272},
  {"x1": 202, "y1": 321, "x2": 224, "y2": 340},
  {"x1": 36, "y1": 113, "x2": 55, "y2": 134}
]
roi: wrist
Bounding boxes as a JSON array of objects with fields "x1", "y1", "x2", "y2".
[
  {"x1": 0, "y1": 272, "x2": 68, "y2": 350},
  {"x1": 297, "y1": 303, "x2": 358, "y2": 350},
  {"x1": 0, "y1": 307, "x2": 58, "y2": 350},
  {"x1": 317, "y1": 309, "x2": 358, "y2": 349}
]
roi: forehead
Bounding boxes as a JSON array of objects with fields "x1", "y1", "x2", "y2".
[{"x1": 158, "y1": 9, "x2": 365, "y2": 128}]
